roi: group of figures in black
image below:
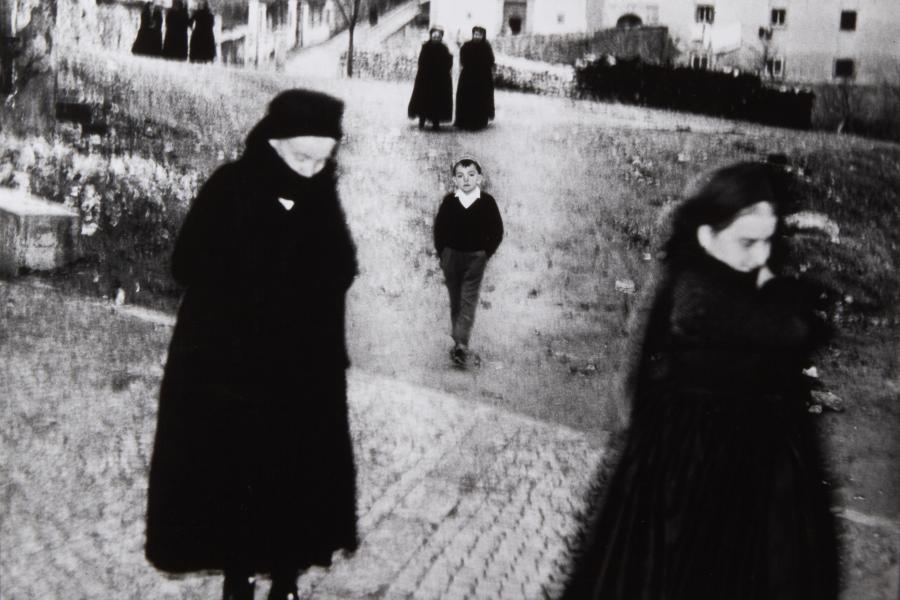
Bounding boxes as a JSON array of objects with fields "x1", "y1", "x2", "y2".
[
  {"x1": 132, "y1": 0, "x2": 216, "y2": 63},
  {"x1": 408, "y1": 25, "x2": 496, "y2": 131},
  {"x1": 144, "y1": 86, "x2": 839, "y2": 600}
]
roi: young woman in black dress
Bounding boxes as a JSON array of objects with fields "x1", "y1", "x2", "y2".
[{"x1": 562, "y1": 162, "x2": 839, "y2": 600}]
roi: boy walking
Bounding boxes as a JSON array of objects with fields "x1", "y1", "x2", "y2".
[{"x1": 434, "y1": 158, "x2": 504, "y2": 367}]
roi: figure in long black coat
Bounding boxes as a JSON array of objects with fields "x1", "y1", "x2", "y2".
[
  {"x1": 454, "y1": 27, "x2": 495, "y2": 130},
  {"x1": 131, "y1": 2, "x2": 158, "y2": 56},
  {"x1": 408, "y1": 27, "x2": 453, "y2": 130},
  {"x1": 145, "y1": 89, "x2": 359, "y2": 600},
  {"x1": 189, "y1": 0, "x2": 216, "y2": 63},
  {"x1": 561, "y1": 163, "x2": 839, "y2": 600},
  {"x1": 149, "y1": 6, "x2": 163, "y2": 55},
  {"x1": 162, "y1": 0, "x2": 189, "y2": 60}
]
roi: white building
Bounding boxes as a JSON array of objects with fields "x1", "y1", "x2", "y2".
[
  {"x1": 429, "y1": 0, "x2": 900, "y2": 84},
  {"x1": 598, "y1": 0, "x2": 900, "y2": 85},
  {"x1": 429, "y1": 0, "x2": 598, "y2": 45}
]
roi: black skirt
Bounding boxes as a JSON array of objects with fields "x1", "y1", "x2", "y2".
[
  {"x1": 145, "y1": 368, "x2": 358, "y2": 574},
  {"x1": 562, "y1": 389, "x2": 839, "y2": 600}
]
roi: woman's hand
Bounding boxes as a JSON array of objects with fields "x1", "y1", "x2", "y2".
[{"x1": 756, "y1": 265, "x2": 775, "y2": 288}]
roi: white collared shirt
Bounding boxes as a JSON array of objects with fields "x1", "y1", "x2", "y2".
[{"x1": 454, "y1": 187, "x2": 481, "y2": 209}]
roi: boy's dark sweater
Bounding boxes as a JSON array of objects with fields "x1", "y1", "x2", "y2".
[{"x1": 433, "y1": 191, "x2": 504, "y2": 257}]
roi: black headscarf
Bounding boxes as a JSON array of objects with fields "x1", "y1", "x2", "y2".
[{"x1": 241, "y1": 89, "x2": 344, "y2": 201}]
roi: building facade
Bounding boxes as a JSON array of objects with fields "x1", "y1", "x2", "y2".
[
  {"x1": 429, "y1": 0, "x2": 601, "y2": 45},
  {"x1": 598, "y1": 0, "x2": 900, "y2": 85},
  {"x1": 430, "y1": 0, "x2": 899, "y2": 84}
]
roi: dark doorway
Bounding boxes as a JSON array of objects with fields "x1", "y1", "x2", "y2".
[
  {"x1": 616, "y1": 13, "x2": 643, "y2": 29},
  {"x1": 503, "y1": 1, "x2": 526, "y2": 35}
]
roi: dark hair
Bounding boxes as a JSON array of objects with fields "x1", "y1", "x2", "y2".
[
  {"x1": 663, "y1": 162, "x2": 789, "y2": 263},
  {"x1": 452, "y1": 158, "x2": 482, "y2": 175},
  {"x1": 472, "y1": 26, "x2": 487, "y2": 36}
]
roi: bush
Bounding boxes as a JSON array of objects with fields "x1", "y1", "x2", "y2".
[
  {"x1": 491, "y1": 27, "x2": 675, "y2": 66},
  {"x1": 576, "y1": 59, "x2": 814, "y2": 129},
  {"x1": 2, "y1": 135, "x2": 200, "y2": 296},
  {"x1": 341, "y1": 49, "x2": 576, "y2": 97},
  {"x1": 812, "y1": 82, "x2": 900, "y2": 142}
]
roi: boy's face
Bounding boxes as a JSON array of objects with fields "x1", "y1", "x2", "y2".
[{"x1": 454, "y1": 165, "x2": 482, "y2": 194}]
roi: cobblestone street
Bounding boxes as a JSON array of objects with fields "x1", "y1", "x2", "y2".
[
  {"x1": 4, "y1": 280, "x2": 898, "y2": 599},
  {"x1": 1, "y1": 280, "x2": 603, "y2": 600}
]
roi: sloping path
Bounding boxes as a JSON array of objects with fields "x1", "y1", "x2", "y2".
[{"x1": 285, "y1": 0, "x2": 419, "y2": 77}]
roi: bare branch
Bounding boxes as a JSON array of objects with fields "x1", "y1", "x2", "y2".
[{"x1": 334, "y1": 0, "x2": 362, "y2": 28}]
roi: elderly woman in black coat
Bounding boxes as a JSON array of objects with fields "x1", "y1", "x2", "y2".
[
  {"x1": 562, "y1": 162, "x2": 838, "y2": 600},
  {"x1": 162, "y1": 0, "x2": 190, "y2": 60},
  {"x1": 454, "y1": 26, "x2": 495, "y2": 131},
  {"x1": 408, "y1": 26, "x2": 453, "y2": 130},
  {"x1": 131, "y1": 2, "x2": 158, "y2": 56},
  {"x1": 189, "y1": 0, "x2": 217, "y2": 63},
  {"x1": 145, "y1": 90, "x2": 359, "y2": 600}
]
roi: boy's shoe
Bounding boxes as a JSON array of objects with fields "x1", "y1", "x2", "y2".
[{"x1": 450, "y1": 346, "x2": 466, "y2": 367}]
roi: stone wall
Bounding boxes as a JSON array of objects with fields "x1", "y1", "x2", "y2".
[
  {"x1": 490, "y1": 26, "x2": 676, "y2": 66},
  {"x1": 339, "y1": 48, "x2": 576, "y2": 98}
]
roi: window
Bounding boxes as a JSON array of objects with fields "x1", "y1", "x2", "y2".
[
  {"x1": 695, "y1": 4, "x2": 715, "y2": 24},
  {"x1": 834, "y1": 58, "x2": 855, "y2": 79},
  {"x1": 771, "y1": 9, "x2": 786, "y2": 27},
  {"x1": 765, "y1": 57, "x2": 784, "y2": 78},
  {"x1": 840, "y1": 10, "x2": 857, "y2": 31},
  {"x1": 690, "y1": 53, "x2": 710, "y2": 69},
  {"x1": 557, "y1": 13, "x2": 565, "y2": 24}
]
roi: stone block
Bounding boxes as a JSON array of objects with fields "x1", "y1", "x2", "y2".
[{"x1": 0, "y1": 187, "x2": 80, "y2": 277}]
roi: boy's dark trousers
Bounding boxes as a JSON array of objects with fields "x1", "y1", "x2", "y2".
[{"x1": 440, "y1": 248, "x2": 488, "y2": 347}]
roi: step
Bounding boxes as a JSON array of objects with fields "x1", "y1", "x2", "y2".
[{"x1": 0, "y1": 187, "x2": 81, "y2": 277}]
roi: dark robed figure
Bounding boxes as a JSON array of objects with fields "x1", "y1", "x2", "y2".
[
  {"x1": 408, "y1": 27, "x2": 453, "y2": 130},
  {"x1": 145, "y1": 90, "x2": 359, "y2": 600},
  {"x1": 562, "y1": 163, "x2": 839, "y2": 600},
  {"x1": 131, "y1": 2, "x2": 162, "y2": 57},
  {"x1": 189, "y1": 0, "x2": 216, "y2": 63},
  {"x1": 454, "y1": 26, "x2": 495, "y2": 130},
  {"x1": 162, "y1": 0, "x2": 190, "y2": 60}
]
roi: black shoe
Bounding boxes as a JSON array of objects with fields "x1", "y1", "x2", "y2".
[
  {"x1": 223, "y1": 574, "x2": 255, "y2": 600},
  {"x1": 267, "y1": 582, "x2": 300, "y2": 600},
  {"x1": 418, "y1": 117, "x2": 425, "y2": 130},
  {"x1": 450, "y1": 346, "x2": 466, "y2": 367},
  {"x1": 431, "y1": 121, "x2": 441, "y2": 131}
]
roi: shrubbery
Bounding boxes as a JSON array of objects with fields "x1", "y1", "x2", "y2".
[
  {"x1": 576, "y1": 58, "x2": 814, "y2": 129},
  {"x1": 341, "y1": 49, "x2": 576, "y2": 97},
  {"x1": 2, "y1": 135, "x2": 200, "y2": 297}
]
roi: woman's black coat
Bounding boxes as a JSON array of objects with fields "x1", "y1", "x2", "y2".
[
  {"x1": 132, "y1": 4, "x2": 162, "y2": 57},
  {"x1": 145, "y1": 134, "x2": 359, "y2": 574},
  {"x1": 562, "y1": 252, "x2": 838, "y2": 600},
  {"x1": 162, "y1": 5, "x2": 190, "y2": 60},
  {"x1": 454, "y1": 39, "x2": 495, "y2": 130},
  {"x1": 407, "y1": 40, "x2": 453, "y2": 123},
  {"x1": 189, "y1": 7, "x2": 216, "y2": 63}
]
